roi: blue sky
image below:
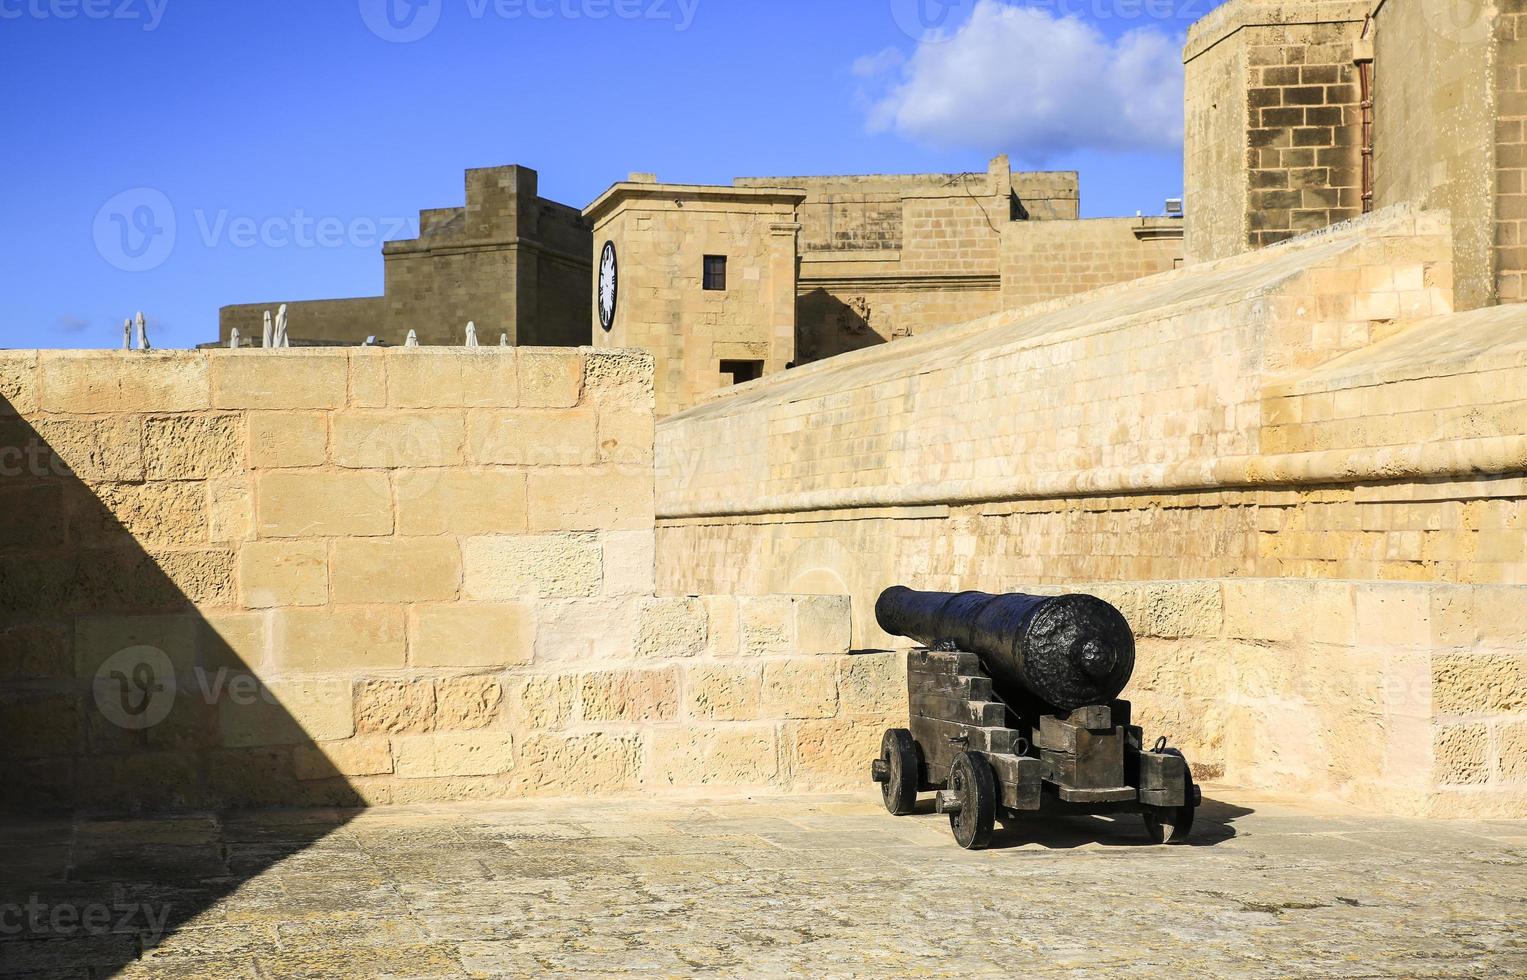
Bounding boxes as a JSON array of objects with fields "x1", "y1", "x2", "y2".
[{"x1": 0, "y1": 0, "x2": 1215, "y2": 349}]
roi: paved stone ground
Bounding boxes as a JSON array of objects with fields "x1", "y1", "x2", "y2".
[{"x1": 1, "y1": 787, "x2": 1525, "y2": 979}]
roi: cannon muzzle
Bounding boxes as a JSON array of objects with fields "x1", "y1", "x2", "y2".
[{"x1": 875, "y1": 587, "x2": 1135, "y2": 710}]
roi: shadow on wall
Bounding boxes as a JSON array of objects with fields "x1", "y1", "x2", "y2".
[
  {"x1": 0, "y1": 397, "x2": 360, "y2": 971},
  {"x1": 797, "y1": 289, "x2": 890, "y2": 363}
]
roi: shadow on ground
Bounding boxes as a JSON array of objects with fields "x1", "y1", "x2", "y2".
[{"x1": 905, "y1": 794, "x2": 1250, "y2": 849}]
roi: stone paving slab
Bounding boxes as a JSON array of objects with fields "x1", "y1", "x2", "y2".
[{"x1": 1, "y1": 787, "x2": 1525, "y2": 978}]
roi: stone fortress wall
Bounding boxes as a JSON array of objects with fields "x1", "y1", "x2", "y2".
[
  {"x1": 220, "y1": 165, "x2": 593, "y2": 349},
  {"x1": 654, "y1": 207, "x2": 1527, "y2": 817},
  {"x1": 0, "y1": 349, "x2": 898, "y2": 811}
]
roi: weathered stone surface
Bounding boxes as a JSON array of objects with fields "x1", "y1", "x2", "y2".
[
  {"x1": 519, "y1": 349, "x2": 583, "y2": 408},
  {"x1": 256, "y1": 471, "x2": 392, "y2": 538},
  {"x1": 387, "y1": 349, "x2": 519, "y2": 409},
  {"x1": 330, "y1": 537, "x2": 461, "y2": 604},
  {"x1": 394, "y1": 733, "x2": 513, "y2": 778},
  {"x1": 528, "y1": 470, "x2": 654, "y2": 532},
  {"x1": 248, "y1": 412, "x2": 328, "y2": 468},
  {"x1": 332, "y1": 410, "x2": 465, "y2": 469},
  {"x1": 1499, "y1": 722, "x2": 1527, "y2": 783},
  {"x1": 514, "y1": 732, "x2": 642, "y2": 794},
  {"x1": 199, "y1": 611, "x2": 269, "y2": 673},
  {"x1": 218, "y1": 679, "x2": 354, "y2": 748},
  {"x1": 462, "y1": 534, "x2": 602, "y2": 599},
  {"x1": 1435, "y1": 724, "x2": 1490, "y2": 785},
  {"x1": 207, "y1": 476, "x2": 255, "y2": 545},
  {"x1": 41, "y1": 352, "x2": 209, "y2": 414},
  {"x1": 837, "y1": 652, "x2": 907, "y2": 716},
  {"x1": 602, "y1": 530, "x2": 657, "y2": 597},
  {"x1": 239, "y1": 540, "x2": 328, "y2": 609},
  {"x1": 153, "y1": 548, "x2": 237, "y2": 608},
  {"x1": 272, "y1": 607, "x2": 406, "y2": 672},
  {"x1": 144, "y1": 414, "x2": 245, "y2": 479},
  {"x1": 91, "y1": 481, "x2": 208, "y2": 547},
  {"x1": 212, "y1": 351, "x2": 346, "y2": 410},
  {"x1": 579, "y1": 668, "x2": 679, "y2": 723},
  {"x1": 410, "y1": 604, "x2": 535, "y2": 668},
  {"x1": 355, "y1": 679, "x2": 437, "y2": 735},
  {"x1": 292, "y1": 738, "x2": 394, "y2": 780},
  {"x1": 506, "y1": 673, "x2": 577, "y2": 731},
  {"x1": 687, "y1": 663, "x2": 762, "y2": 721},
  {"x1": 1433, "y1": 655, "x2": 1527, "y2": 716},
  {"x1": 738, "y1": 595, "x2": 795, "y2": 656},
  {"x1": 792, "y1": 714, "x2": 900, "y2": 786},
  {"x1": 762, "y1": 658, "x2": 840, "y2": 720},
  {"x1": 435, "y1": 678, "x2": 504, "y2": 731},
  {"x1": 647, "y1": 725, "x2": 778, "y2": 786},
  {"x1": 794, "y1": 595, "x2": 852, "y2": 654},
  {"x1": 597, "y1": 402, "x2": 656, "y2": 465},
  {"x1": 395, "y1": 470, "x2": 527, "y2": 536},
  {"x1": 634, "y1": 597, "x2": 707, "y2": 659},
  {"x1": 28, "y1": 415, "x2": 145, "y2": 481},
  {"x1": 468, "y1": 409, "x2": 598, "y2": 466},
  {"x1": 0, "y1": 351, "x2": 38, "y2": 415}
]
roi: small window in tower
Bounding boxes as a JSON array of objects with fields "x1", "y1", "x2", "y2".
[
  {"x1": 703, "y1": 255, "x2": 728, "y2": 291},
  {"x1": 720, "y1": 360, "x2": 763, "y2": 386}
]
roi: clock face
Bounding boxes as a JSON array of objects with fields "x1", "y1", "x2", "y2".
[{"x1": 598, "y1": 241, "x2": 618, "y2": 332}]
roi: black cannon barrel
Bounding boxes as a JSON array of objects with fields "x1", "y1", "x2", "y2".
[{"x1": 875, "y1": 587, "x2": 1135, "y2": 711}]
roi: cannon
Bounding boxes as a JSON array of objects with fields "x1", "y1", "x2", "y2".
[{"x1": 870, "y1": 587, "x2": 1201, "y2": 849}]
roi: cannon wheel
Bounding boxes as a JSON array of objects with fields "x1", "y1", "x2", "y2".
[
  {"x1": 877, "y1": 729, "x2": 920, "y2": 815},
  {"x1": 1143, "y1": 748, "x2": 1198, "y2": 845},
  {"x1": 947, "y1": 751, "x2": 997, "y2": 850}
]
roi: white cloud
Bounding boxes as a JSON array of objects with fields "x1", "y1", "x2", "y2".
[{"x1": 861, "y1": 1, "x2": 1184, "y2": 158}]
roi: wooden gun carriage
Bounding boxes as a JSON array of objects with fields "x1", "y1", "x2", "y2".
[{"x1": 869, "y1": 587, "x2": 1201, "y2": 849}]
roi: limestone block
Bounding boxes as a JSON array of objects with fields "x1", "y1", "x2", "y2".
[
  {"x1": 248, "y1": 413, "x2": 328, "y2": 469},
  {"x1": 527, "y1": 470, "x2": 655, "y2": 532},
  {"x1": 212, "y1": 351, "x2": 346, "y2": 410},
  {"x1": 838, "y1": 652, "x2": 908, "y2": 716},
  {"x1": 0, "y1": 352, "x2": 38, "y2": 416},
  {"x1": 602, "y1": 530, "x2": 657, "y2": 597},
  {"x1": 1499, "y1": 722, "x2": 1527, "y2": 783},
  {"x1": 332, "y1": 411, "x2": 465, "y2": 469},
  {"x1": 1434, "y1": 724, "x2": 1489, "y2": 785},
  {"x1": 514, "y1": 732, "x2": 642, "y2": 794},
  {"x1": 738, "y1": 596, "x2": 796, "y2": 656},
  {"x1": 29, "y1": 417, "x2": 145, "y2": 482},
  {"x1": 239, "y1": 540, "x2": 328, "y2": 609},
  {"x1": 0, "y1": 622, "x2": 70, "y2": 680},
  {"x1": 634, "y1": 597, "x2": 707, "y2": 659},
  {"x1": 198, "y1": 612, "x2": 269, "y2": 673},
  {"x1": 218, "y1": 678, "x2": 354, "y2": 748},
  {"x1": 579, "y1": 667, "x2": 679, "y2": 723},
  {"x1": 330, "y1": 537, "x2": 461, "y2": 604},
  {"x1": 73, "y1": 613, "x2": 201, "y2": 682},
  {"x1": 703, "y1": 597, "x2": 741, "y2": 657},
  {"x1": 435, "y1": 677, "x2": 504, "y2": 731},
  {"x1": 462, "y1": 534, "x2": 602, "y2": 599},
  {"x1": 0, "y1": 693, "x2": 81, "y2": 759},
  {"x1": 519, "y1": 349, "x2": 584, "y2": 408},
  {"x1": 386, "y1": 349, "x2": 518, "y2": 409},
  {"x1": 41, "y1": 352, "x2": 209, "y2": 414},
  {"x1": 257, "y1": 471, "x2": 392, "y2": 538},
  {"x1": 396, "y1": 470, "x2": 527, "y2": 536},
  {"x1": 597, "y1": 405, "x2": 656, "y2": 466},
  {"x1": 293, "y1": 738, "x2": 394, "y2": 780},
  {"x1": 1469, "y1": 588, "x2": 1527, "y2": 648},
  {"x1": 468, "y1": 409, "x2": 598, "y2": 466},
  {"x1": 151, "y1": 547, "x2": 237, "y2": 608},
  {"x1": 1356, "y1": 584, "x2": 1433, "y2": 649},
  {"x1": 1433, "y1": 655, "x2": 1527, "y2": 716},
  {"x1": 1136, "y1": 582, "x2": 1224, "y2": 639},
  {"x1": 794, "y1": 595, "x2": 852, "y2": 654},
  {"x1": 144, "y1": 415, "x2": 245, "y2": 479},
  {"x1": 582, "y1": 348, "x2": 654, "y2": 405},
  {"x1": 646, "y1": 725, "x2": 778, "y2": 787},
  {"x1": 207, "y1": 476, "x2": 255, "y2": 545},
  {"x1": 272, "y1": 607, "x2": 406, "y2": 672},
  {"x1": 90, "y1": 481, "x2": 208, "y2": 547},
  {"x1": 762, "y1": 658, "x2": 840, "y2": 720},
  {"x1": 687, "y1": 663, "x2": 763, "y2": 721},
  {"x1": 793, "y1": 715, "x2": 901, "y2": 786},
  {"x1": 355, "y1": 679, "x2": 436, "y2": 735},
  {"x1": 506, "y1": 673, "x2": 577, "y2": 731},
  {"x1": 409, "y1": 604, "x2": 534, "y2": 668},
  {"x1": 349, "y1": 350, "x2": 387, "y2": 408},
  {"x1": 533, "y1": 597, "x2": 641, "y2": 663},
  {"x1": 394, "y1": 733, "x2": 514, "y2": 778}
]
